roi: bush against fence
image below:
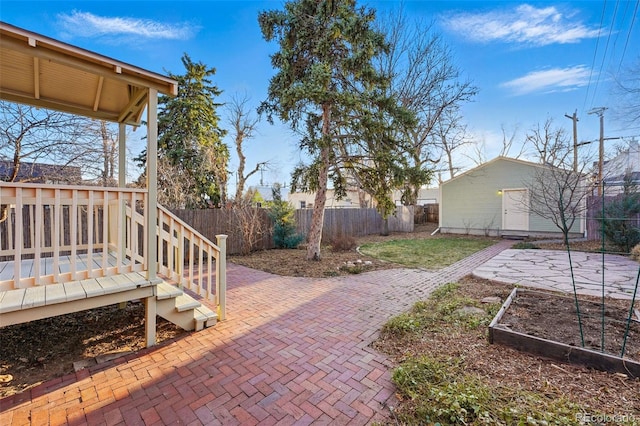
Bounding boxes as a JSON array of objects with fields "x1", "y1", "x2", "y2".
[
  {"x1": 586, "y1": 194, "x2": 640, "y2": 250},
  {"x1": 173, "y1": 206, "x2": 414, "y2": 255}
]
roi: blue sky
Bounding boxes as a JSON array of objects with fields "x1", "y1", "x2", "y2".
[{"x1": 1, "y1": 1, "x2": 638, "y2": 191}]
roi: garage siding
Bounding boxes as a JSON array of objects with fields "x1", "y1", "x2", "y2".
[{"x1": 441, "y1": 157, "x2": 582, "y2": 236}]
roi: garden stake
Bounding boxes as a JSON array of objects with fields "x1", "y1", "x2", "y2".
[{"x1": 621, "y1": 267, "x2": 640, "y2": 358}]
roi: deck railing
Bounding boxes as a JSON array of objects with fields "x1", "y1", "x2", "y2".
[
  {"x1": 0, "y1": 183, "x2": 146, "y2": 290},
  {"x1": 0, "y1": 182, "x2": 226, "y2": 318},
  {"x1": 155, "y1": 205, "x2": 226, "y2": 319}
]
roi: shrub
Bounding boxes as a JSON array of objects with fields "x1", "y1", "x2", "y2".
[
  {"x1": 330, "y1": 235, "x2": 356, "y2": 252},
  {"x1": 512, "y1": 241, "x2": 539, "y2": 250},
  {"x1": 599, "y1": 174, "x2": 640, "y2": 253},
  {"x1": 267, "y1": 184, "x2": 304, "y2": 249},
  {"x1": 631, "y1": 243, "x2": 640, "y2": 262}
]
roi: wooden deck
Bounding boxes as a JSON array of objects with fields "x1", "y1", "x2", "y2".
[
  {"x1": 0, "y1": 252, "x2": 134, "y2": 281},
  {"x1": 0, "y1": 255, "x2": 154, "y2": 328}
]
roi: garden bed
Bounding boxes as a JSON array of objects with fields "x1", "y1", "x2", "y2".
[{"x1": 490, "y1": 288, "x2": 640, "y2": 377}]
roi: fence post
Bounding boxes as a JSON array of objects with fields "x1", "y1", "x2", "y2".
[{"x1": 216, "y1": 234, "x2": 227, "y2": 321}]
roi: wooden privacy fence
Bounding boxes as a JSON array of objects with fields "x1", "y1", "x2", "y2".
[
  {"x1": 295, "y1": 206, "x2": 414, "y2": 238},
  {"x1": 586, "y1": 194, "x2": 640, "y2": 241},
  {"x1": 414, "y1": 204, "x2": 439, "y2": 224},
  {"x1": 173, "y1": 207, "x2": 273, "y2": 255},
  {"x1": 172, "y1": 206, "x2": 415, "y2": 255}
]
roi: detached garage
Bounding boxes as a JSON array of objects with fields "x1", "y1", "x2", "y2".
[{"x1": 439, "y1": 157, "x2": 585, "y2": 238}]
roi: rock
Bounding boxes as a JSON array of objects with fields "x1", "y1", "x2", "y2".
[
  {"x1": 481, "y1": 296, "x2": 502, "y2": 304},
  {"x1": 0, "y1": 374, "x2": 13, "y2": 383},
  {"x1": 18, "y1": 357, "x2": 28, "y2": 363},
  {"x1": 73, "y1": 358, "x2": 97, "y2": 372},
  {"x1": 363, "y1": 261, "x2": 373, "y2": 265},
  {"x1": 96, "y1": 351, "x2": 132, "y2": 364},
  {"x1": 455, "y1": 306, "x2": 485, "y2": 316}
]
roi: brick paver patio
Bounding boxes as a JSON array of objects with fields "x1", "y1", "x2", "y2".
[{"x1": 0, "y1": 240, "x2": 513, "y2": 425}]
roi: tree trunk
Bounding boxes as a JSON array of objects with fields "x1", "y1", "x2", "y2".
[
  {"x1": 381, "y1": 217, "x2": 390, "y2": 236},
  {"x1": 235, "y1": 133, "x2": 246, "y2": 201},
  {"x1": 306, "y1": 152, "x2": 329, "y2": 260},
  {"x1": 101, "y1": 121, "x2": 110, "y2": 186},
  {"x1": 306, "y1": 103, "x2": 331, "y2": 261}
]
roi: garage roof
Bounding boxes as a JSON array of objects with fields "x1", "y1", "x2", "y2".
[{"x1": 0, "y1": 21, "x2": 177, "y2": 126}]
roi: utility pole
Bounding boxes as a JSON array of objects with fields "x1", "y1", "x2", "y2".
[
  {"x1": 588, "y1": 107, "x2": 607, "y2": 196},
  {"x1": 564, "y1": 110, "x2": 579, "y2": 171}
]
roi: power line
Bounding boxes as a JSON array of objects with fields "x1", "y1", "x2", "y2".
[
  {"x1": 591, "y1": 0, "x2": 618, "y2": 107},
  {"x1": 618, "y1": 0, "x2": 639, "y2": 71},
  {"x1": 583, "y1": 1, "x2": 608, "y2": 110}
]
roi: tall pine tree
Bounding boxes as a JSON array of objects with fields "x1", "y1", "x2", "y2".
[
  {"x1": 145, "y1": 53, "x2": 228, "y2": 208},
  {"x1": 259, "y1": 0, "x2": 391, "y2": 260}
]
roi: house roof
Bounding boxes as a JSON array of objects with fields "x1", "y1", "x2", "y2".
[
  {"x1": 0, "y1": 22, "x2": 178, "y2": 126},
  {"x1": 602, "y1": 141, "x2": 640, "y2": 184},
  {"x1": 441, "y1": 156, "x2": 549, "y2": 186},
  {"x1": 0, "y1": 160, "x2": 82, "y2": 183}
]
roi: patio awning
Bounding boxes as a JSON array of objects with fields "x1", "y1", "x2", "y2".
[{"x1": 0, "y1": 21, "x2": 177, "y2": 126}]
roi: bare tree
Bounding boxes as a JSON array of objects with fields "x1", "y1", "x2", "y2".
[
  {"x1": 611, "y1": 56, "x2": 640, "y2": 125},
  {"x1": 466, "y1": 123, "x2": 525, "y2": 169},
  {"x1": 524, "y1": 121, "x2": 592, "y2": 244},
  {"x1": 376, "y1": 7, "x2": 478, "y2": 204},
  {"x1": 233, "y1": 188, "x2": 270, "y2": 254},
  {"x1": 433, "y1": 107, "x2": 470, "y2": 180},
  {"x1": 71, "y1": 119, "x2": 120, "y2": 186},
  {"x1": 225, "y1": 94, "x2": 269, "y2": 202},
  {"x1": 0, "y1": 101, "x2": 85, "y2": 183},
  {"x1": 498, "y1": 124, "x2": 526, "y2": 159},
  {"x1": 466, "y1": 138, "x2": 489, "y2": 167},
  {"x1": 525, "y1": 117, "x2": 570, "y2": 165},
  {"x1": 155, "y1": 157, "x2": 196, "y2": 209}
]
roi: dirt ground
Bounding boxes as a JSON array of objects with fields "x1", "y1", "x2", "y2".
[
  {"x1": 500, "y1": 289, "x2": 640, "y2": 362},
  {"x1": 1, "y1": 224, "x2": 639, "y2": 405},
  {"x1": 373, "y1": 276, "x2": 640, "y2": 416},
  {"x1": 229, "y1": 222, "x2": 451, "y2": 278},
  {"x1": 0, "y1": 303, "x2": 186, "y2": 397}
]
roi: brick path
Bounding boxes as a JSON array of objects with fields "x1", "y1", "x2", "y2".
[{"x1": 0, "y1": 240, "x2": 513, "y2": 425}]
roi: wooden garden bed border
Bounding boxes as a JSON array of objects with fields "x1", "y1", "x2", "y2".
[{"x1": 489, "y1": 287, "x2": 640, "y2": 378}]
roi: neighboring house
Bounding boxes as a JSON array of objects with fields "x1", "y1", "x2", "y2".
[
  {"x1": 0, "y1": 160, "x2": 82, "y2": 184},
  {"x1": 439, "y1": 156, "x2": 585, "y2": 238},
  {"x1": 289, "y1": 186, "x2": 439, "y2": 210},
  {"x1": 250, "y1": 184, "x2": 289, "y2": 207},
  {"x1": 0, "y1": 22, "x2": 226, "y2": 347},
  {"x1": 288, "y1": 188, "x2": 372, "y2": 209},
  {"x1": 391, "y1": 187, "x2": 439, "y2": 206},
  {"x1": 602, "y1": 140, "x2": 640, "y2": 188}
]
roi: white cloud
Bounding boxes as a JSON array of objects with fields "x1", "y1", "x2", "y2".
[
  {"x1": 57, "y1": 11, "x2": 197, "y2": 41},
  {"x1": 500, "y1": 65, "x2": 593, "y2": 95},
  {"x1": 442, "y1": 4, "x2": 601, "y2": 46}
]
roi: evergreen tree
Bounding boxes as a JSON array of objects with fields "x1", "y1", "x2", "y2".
[
  {"x1": 267, "y1": 184, "x2": 304, "y2": 249},
  {"x1": 140, "y1": 54, "x2": 228, "y2": 208},
  {"x1": 259, "y1": 0, "x2": 392, "y2": 259},
  {"x1": 600, "y1": 174, "x2": 640, "y2": 253}
]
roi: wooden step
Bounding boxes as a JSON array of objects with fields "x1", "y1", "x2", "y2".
[
  {"x1": 194, "y1": 306, "x2": 218, "y2": 331},
  {"x1": 155, "y1": 281, "x2": 217, "y2": 332},
  {"x1": 175, "y1": 294, "x2": 201, "y2": 312},
  {"x1": 156, "y1": 282, "x2": 182, "y2": 300}
]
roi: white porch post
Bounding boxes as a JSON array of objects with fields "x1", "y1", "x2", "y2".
[
  {"x1": 146, "y1": 89, "x2": 158, "y2": 281},
  {"x1": 118, "y1": 123, "x2": 126, "y2": 187},
  {"x1": 118, "y1": 123, "x2": 127, "y2": 272},
  {"x1": 145, "y1": 88, "x2": 158, "y2": 347},
  {"x1": 216, "y1": 234, "x2": 227, "y2": 321}
]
